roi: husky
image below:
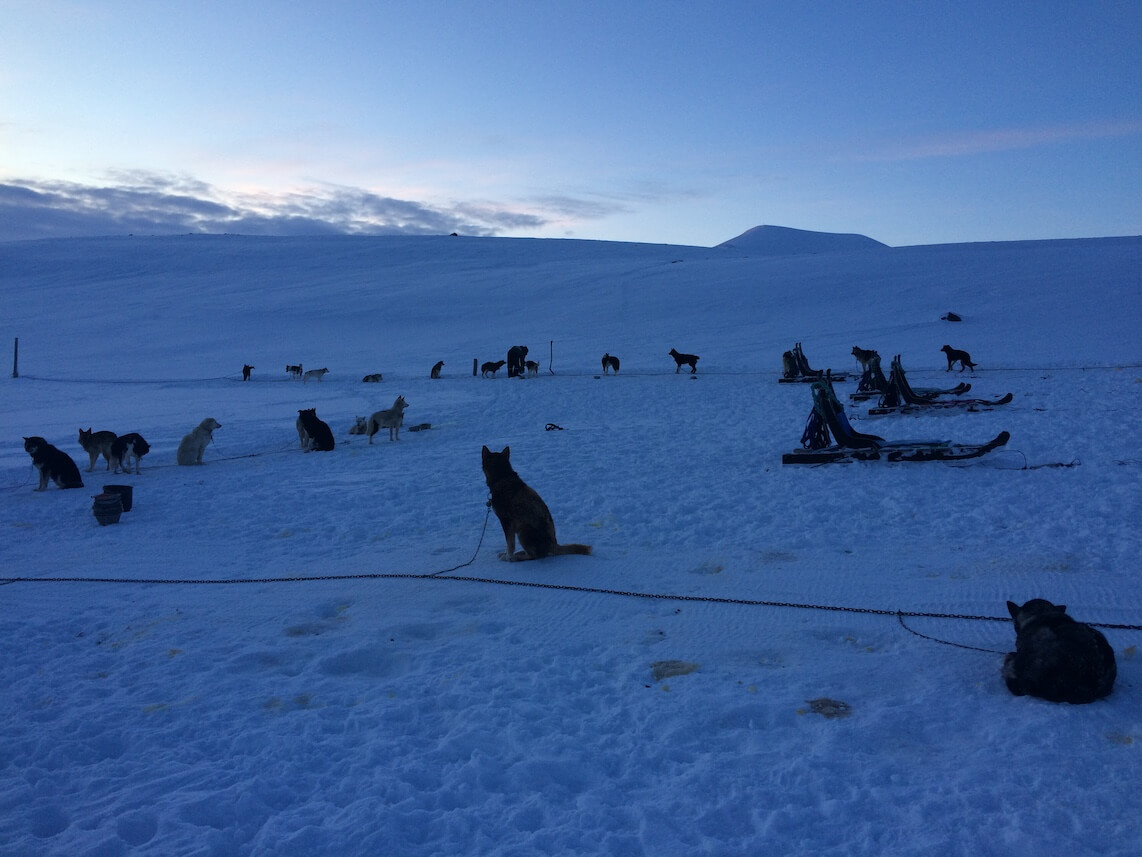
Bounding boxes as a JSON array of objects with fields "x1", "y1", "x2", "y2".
[
  {"x1": 1003, "y1": 599, "x2": 1116, "y2": 704},
  {"x1": 525, "y1": 360, "x2": 540, "y2": 377},
  {"x1": 362, "y1": 373, "x2": 384, "y2": 383},
  {"x1": 781, "y1": 350, "x2": 797, "y2": 379},
  {"x1": 941, "y1": 345, "x2": 977, "y2": 372},
  {"x1": 669, "y1": 348, "x2": 699, "y2": 374},
  {"x1": 851, "y1": 346, "x2": 879, "y2": 373},
  {"x1": 481, "y1": 446, "x2": 592, "y2": 561},
  {"x1": 177, "y1": 418, "x2": 221, "y2": 465},
  {"x1": 24, "y1": 436, "x2": 84, "y2": 491},
  {"x1": 348, "y1": 416, "x2": 369, "y2": 435},
  {"x1": 367, "y1": 396, "x2": 409, "y2": 443},
  {"x1": 431, "y1": 360, "x2": 444, "y2": 379},
  {"x1": 78, "y1": 428, "x2": 117, "y2": 472},
  {"x1": 481, "y1": 360, "x2": 506, "y2": 378},
  {"x1": 110, "y1": 432, "x2": 151, "y2": 474},
  {"x1": 242, "y1": 364, "x2": 254, "y2": 381},
  {"x1": 286, "y1": 363, "x2": 303, "y2": 379},
  {"x1": 601, "y1": 353, "x2": 620, "y2": 374},
  {"x1": 303, "y1": 367, "x2": 329, "y2": 383},
  {"x1": 296, "y1": 408, "x2": 334, "y2": 451}
]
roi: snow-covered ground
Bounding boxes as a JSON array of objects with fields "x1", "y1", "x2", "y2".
[{"x1": 1, "y1": 231, "x2": 1140, "y2": 856}]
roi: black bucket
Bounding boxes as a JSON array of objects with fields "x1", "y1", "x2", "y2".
[
  {"x1": 102, "y1": 484, "x2": 133, "y2": 512},
  {"x1": 92, "y1": 493, "x2": 123, "y2": 526}
]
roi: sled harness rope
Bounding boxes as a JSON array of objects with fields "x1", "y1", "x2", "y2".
[{"x1": 4, "y1": 549, "x2": 1141, "y2": 638}]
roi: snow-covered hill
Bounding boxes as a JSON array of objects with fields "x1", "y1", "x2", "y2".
[{"x1": 1, "y1": 231, "x2": 1140, "y2": 856}]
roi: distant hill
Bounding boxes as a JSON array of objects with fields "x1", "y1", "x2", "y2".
[{"x1": 717, "y1": 225, "x2": 888, "y2": 255}]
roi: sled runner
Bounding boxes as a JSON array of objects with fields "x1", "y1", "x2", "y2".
[
  {"x1": 867, "y1": 355, "x2": 1011, "y2": 415},
  {"x1": 850, "y1": 353, "x2": 970, "y2": 401},
  {"x1": 778, "y1": 342, "x2": 849, "y2": 383},
  {"x1": 783, "y1": 378, "x2": 1010, "y2": 464}
]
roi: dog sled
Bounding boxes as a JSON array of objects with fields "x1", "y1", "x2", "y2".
[
  {"x1": 782, "y1": 378, "x2": 1010, "y2": 464},
  {"x1": 779, "y1": 342, "x2": 849, "y2": 383},
  {"x1": 866, "y1": 355, "x2": 1012, "y2": 416},
  {"x1": 849, "y1": 353, "x2": 971, "y2": 402}
]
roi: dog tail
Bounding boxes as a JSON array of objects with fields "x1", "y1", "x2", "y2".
[{"x1": 554, "y1": 543, "x2": 592, "y2": 556}]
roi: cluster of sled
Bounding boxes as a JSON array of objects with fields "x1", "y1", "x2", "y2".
[{"x1": 780, "y1": 343, "x2": 1013, "y2": 465}]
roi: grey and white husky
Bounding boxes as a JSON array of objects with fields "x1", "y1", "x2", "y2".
[
  {"x1": 1003, "y1": 598, "x2": 1116, "y2": 704},
  {"x1": 78, "y1": 427, "x2": 117, "y2": 472},
  {"x1": 367, "y1": 396, "x2": 409, "y2": 443}
]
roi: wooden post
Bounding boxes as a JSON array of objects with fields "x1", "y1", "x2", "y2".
[
  {"x1": 472, "y1": 357, "x2": 477, "y2": 377},
  {"x1": 11, "y1": 337, "x2": 17, "y2": 378},
  {"x1": 549, "y1": 340, "x2": 554, "y2": 374}
]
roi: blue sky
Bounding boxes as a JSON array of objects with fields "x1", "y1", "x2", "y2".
[{"x1": 2, "y1": 0, "x2": 1139, "y2": 246}]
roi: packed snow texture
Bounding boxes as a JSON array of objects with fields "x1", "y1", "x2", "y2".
[{"x1": 1, "y1": 232, "x2": 1140, "y2": 856}]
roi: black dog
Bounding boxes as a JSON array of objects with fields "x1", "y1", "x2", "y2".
[
  {"x1": 941, "y1": 345, "x2": 977, "y2": 372},
  {"x1": 24, "y1": 436, "x2": 84, "y2": 491},
  {"x1": 110, "y1": 432, "x2": 151, "y2": 474},
  {"x1": 601, "y1": 353, "x2": 620, "y2": 374},
  {"x1": 669, "y1": 348, "x2": 699, "y2": 374},
  {"x1": 1003, "y1": 599, "x2": 1116, "y2": 704},
  {"x1": 296, "y1": 408, "x2": 335, "y2": 452}
]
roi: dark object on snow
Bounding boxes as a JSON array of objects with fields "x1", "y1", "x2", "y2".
[
  {"x1": 867, "y1": 355, "x2": 1010, "y2": 415},
  {"x1": 669, "y1": 348, "x2": 700, "y2": 374},
  {"x1": 102, "y1": 484, "x2": 133, "y2": 512},
  {"x1": 1003, "y1": 599, "x2": 1115, "y2": 704},
  {"x1": 602, "y1": 353, "x2": 620, "y2": 374},
  {"x1": 782, "y1": 376, "x2": 1009, "y2": 464},
  {"x1": 778, "y1": 341, "x2": 849, "y2": 383},
  {"x1": 507, "y1": 345, "x2": 529, "y2": 378},
  {"x1": 942, "y1": 312, "x2": 962, "y2": 322},
  {"x1": 242, "y1": 363, "x2": 254, "y2": 381},
  {"x1": 92, "y1": 492, "x2": 123, "y2": 525}
]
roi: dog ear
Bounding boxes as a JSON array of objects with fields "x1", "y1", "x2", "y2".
[
  {"x1": 1057, "y1": 604, "x2": 1067, "y2": 613},
  {"x1": 1007, "y1": 600, "x2": 1020, "y2": 618}
]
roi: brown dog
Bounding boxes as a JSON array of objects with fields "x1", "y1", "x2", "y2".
[
  {"x1": 481, "y1": 446, "x2": 592, "y2": 561},
  {"x1": 941, "y1": 345, "x2": 977, "y2": 372}
]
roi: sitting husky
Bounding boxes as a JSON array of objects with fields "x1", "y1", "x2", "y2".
[
  {"x1": 781, "y1": 350, "x2": 797, "y2": 379},
  {"x1": 302, "y1": 367, "x2": 329, "y2": 383},
  {"x1": 430, "y1": 360, "x2": 444, "y2": 379},
  {"x1": 669, "y1": 347, "x2": 699, "y2": 374},
  {"x1": 177, "y1": 418, "x2": 221, "y2": 465},
  {"x1": 296, "y1": 408, "x2": 335, "y2": 451},
  {"x1": 851, "y1": 346, "x2": 879, "y2": 373},
  {"x1": 78, "y1": 428, "x2": 117, "y2": 472},
  {"x1": 24, "y1": 436, "x2": 84, "y2": 491},
  {"x1": 361, "y1": 373, "x2": 384, "y2": 383},
  {"x1": 481, "y1": 445, "x2": 592, "y2": 561},
  {"x1": 348, "y1": 416, "x2": 369, "y2": 435},
  {"x1": 1003, "y1": 598, "x2": 1116, "y2": 704},
  {"x1": 367, "y1": 396, "x2": 409, "y2": 443},
  {"x1": 941, "y1": 345, "x2": 977, "y2": 372},
  {"x1": 110, "y1": 432, "x2": 151, "y2": 474},
  {"x1": 601, "y1": 353, "x2": 620, "y2": 374}
]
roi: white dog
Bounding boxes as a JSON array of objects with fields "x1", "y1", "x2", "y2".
[
  {"x1": 177, "y1": 418, "x2": 221, "y2": 465},
  {"x1": 302, "y1": 367, "x2": 329, "y2": 383},
  {"x1": 367, "y1": 396, "x2": 409, "y2": 443}
]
